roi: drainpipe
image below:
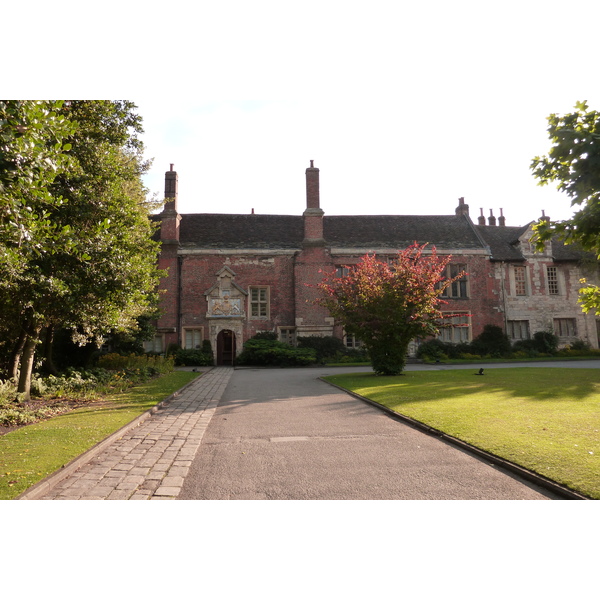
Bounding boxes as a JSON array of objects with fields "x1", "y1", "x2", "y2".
[
  {"x1": 178, "y1": 256, "x2": 183, "y2": 348},
  {"x1": 500, "y1": 261, "x2": 508, "y2": 334}
]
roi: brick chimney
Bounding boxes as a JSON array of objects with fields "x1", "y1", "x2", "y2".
[
  {"x1": 164, "y1": 163, "x2": 178, "y2": 213},
  {"x1": 478, "y1": 208, "x2": 486, "y2": 226},
  {"x1": 161, "y1": 164, "x2": 181, "y2": 245},
  {"x1": 303, "y1": 160, "x2": 324, "y2": 245},
  {"x1": 498, "y1": 208, "x2": 506, "y2": 227},
  {"x1": 488, "y1": 209, "x2": 496, "y2": 226},
  {"x1": 455, "y1": 196, "x2": 469, "y2": 216}
]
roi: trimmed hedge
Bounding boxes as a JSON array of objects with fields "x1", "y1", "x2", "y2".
[
  {"x1": 297, "y1": 335, "x2": 347, "y2": 362},
  {"x1": 237, "y1": 338, "x2": 317, "y2": 366}
]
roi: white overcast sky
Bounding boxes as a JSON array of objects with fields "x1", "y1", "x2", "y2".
[
  {"x1": 8, "y1": 0, "x2": 600, "y2": 227},
  {"x1": 8, "y1": 0, "x2": 600, "y2": 225}
]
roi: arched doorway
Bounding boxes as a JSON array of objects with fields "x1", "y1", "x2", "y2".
[{"x1": 216, "y1": 329, "x2": 236, "y2": 365}]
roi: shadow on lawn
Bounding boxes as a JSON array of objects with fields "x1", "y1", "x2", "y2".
[{"x1": 331, "y1": 368, "x2": 600, "y2": 404}]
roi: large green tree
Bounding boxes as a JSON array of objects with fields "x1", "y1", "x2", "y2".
[
  {"x1": 1, "y1": 101, "x2": 77, "y2": 390},
  {"x1": 0, "y1": 101, "x2": 162, "y2": 399},
  {"x1": 316, "y1": 244, "x2": 465, "y2": 375},
  {"x1": 531, "y1": 101, "x2": 600, "y2": 312}
]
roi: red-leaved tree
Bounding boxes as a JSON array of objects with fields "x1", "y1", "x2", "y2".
[{"x1": 316, "y1": 243, "x2": 467, "y2": 375}]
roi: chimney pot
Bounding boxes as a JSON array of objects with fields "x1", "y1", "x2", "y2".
[
  {"x1": 478, "y1": 208, "x2": 486, "y2": 226},
  {"x1": 498, "y1": 208, "x2": 506, "y2": 227},
  {"x1": 488, "y1": 209, "x2": 497, "y2": 227}
]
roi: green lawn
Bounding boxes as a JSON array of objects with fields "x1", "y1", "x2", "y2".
[
  {"x1": 0, "y1": 370, "x2": 199, "y2": 500},
  {"x1": 324, "y1": 368, "x2": 600, "y2": 499}
]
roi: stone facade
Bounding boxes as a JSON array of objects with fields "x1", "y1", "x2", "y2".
[{"x1": 151, "y1": 163, "x2": 599, "y2": 363}]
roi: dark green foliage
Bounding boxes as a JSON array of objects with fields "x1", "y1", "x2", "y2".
[
  {"x1": 237, "y1": 338, "x2": 316, "y2": 367},
  {"x1": 337, "y1": 347, "x2": 370, "y2": 363},
  {"x1": 512, "y1": 332, "x2": 558, "y2": 356},
  {"x1": 108, "y1": 314, "x2": 159, "y2": 357},
  {"x1": 174, "y1": 340, "x2": 213, "y2": 366},
  {"x1": 532, "y1": 331, "x2": 559, "y2": 354},
  {"x1": 511, "y1": 338, "x2": 540, "y2": 356},
  {"x1": 531, "y1": 101, "x2": 600, "y2": 312},
  {"x1": 416, "y1": 338, "x2": 450, "y2": 360},
  {"x1": 201, "y1": 339, "x2": 213, "y2": 356},
  {"x1": 0, "y1": 101, "x2": 163, "y2": 399},
  {"x1": 368, "y1": 336, "x2": 412, "y2": 376},
  {"x1": 174, "y1": 350, "x2": 213, "y2": 367},
  {"x1": 569, "y1": 339, "x2": 590, "y2": 351},
  {"x1": 470, "y1": 325, "x2": 512, "y2": 357},
  {"x1": 251, "y1": 331, "x2": 278, "y2": 340},
  {"x1": 297, "y1": 336, "x2": 346, "y2": 362}
]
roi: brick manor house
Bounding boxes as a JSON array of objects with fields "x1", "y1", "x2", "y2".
[{"x1": 148, "y1": 163, "x2": 600, "y2": 365}]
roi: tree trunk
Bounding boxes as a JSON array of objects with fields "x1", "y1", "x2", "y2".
[
  {"x1": 42, "y1": 325, "x2": 59, "y2": 375},
  {"x1": 17, "y1": 325, "x2": 42, "y2": 401},
  {"x1": 9, "y1": 329, "x2": 27, "y2": 381}
]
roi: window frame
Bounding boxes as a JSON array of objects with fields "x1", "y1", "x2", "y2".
[
  {"x1": 507, "y1": 320, "x2": 530, "y2": 340},
  {"x1": 438, "y1": 312, "x2": 471, "y2": 343},
  {"x1": 183, "y1": 327, "x2": 204, "y2": 350},
  {"x1": 514, "y1": 266, "x2": 527, "y2": 296},
  {"x1": 249, "y1": 286, "x2": 270, "y2": 319},
  {"x1": 344, "y1": 333, "x2": 363, "y2": 349},
  {"x1": 547, "y1": 266, "x2": 560, "y2": 295},
  {"x1": 143, "y1": 334, "x2": 165, "y2": 354},
  {"x1": 554, "y1": 318, "x2": 577, "y2": 337},
  {"x1": 279, "y1": 327, "x2": 297, "y2": 346},
  {"x1": 440, "y1": 263, "x2": 469, "y2": 299}
]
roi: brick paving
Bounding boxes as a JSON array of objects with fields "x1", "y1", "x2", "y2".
[{"x1": 29, "y1": 367, "x2": 233, "y2": 500}]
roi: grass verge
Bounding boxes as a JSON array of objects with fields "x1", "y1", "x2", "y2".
[
  {"x1": 324, "y1": 368, "x2": 600, "y2": 499},
  {"x1": 0, "y1": 370, "x2": 199, "y2": 500}
]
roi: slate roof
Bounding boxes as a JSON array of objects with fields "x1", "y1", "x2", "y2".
[
  {"x1": 474, "y1": 224, "x2": 529, "y2": 261},
  {"x1": 179, "y1": 214, "x2": 304, "y2": 249},
  {"x1": 475, "y1": 223, "x2": 592, "y2": 262},
  {"x1": 169, "y1": 213, "x2": 487, "y2": 251},
  {"x1": 324, "y1": 214, "x2": 484, "y2": 250}
]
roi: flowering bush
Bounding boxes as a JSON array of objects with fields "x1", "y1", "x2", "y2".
[{"x1": 317, "y1": 244, "x2": 468, "y2": 375}]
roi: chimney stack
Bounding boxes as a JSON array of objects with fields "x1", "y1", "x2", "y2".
[
  {"x1": 160, "y1": 164, "x2": 181, "y2": 244},
  {"x1": 455, "y1": 196, "x2": 469, "y2": 216},
  {"x1": 498, "y1": 208, "x2": 506, "y2": 227},
  {"x1": 164, "y1": 164, "x2": 178, "y2": 213},
  {"x1": 488, "y1": 209, "x2": 497, "y2": 227},
  {"x1": 478, "y1": 208, "x2": 486, "y2": 226},
  {"x1": 303, "y1": 160, "x2": 324, "y2": 246},
  {"x1": 305, "y1": 159, "x2": 320, "y2": 209},
  {"x1": 540, "y1": 210, "x2": 550, "y2": 222}
]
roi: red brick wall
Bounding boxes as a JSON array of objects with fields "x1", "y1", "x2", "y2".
[
  {"x1": 294, "y1": 246, "x2": 335, "y2": 326},
  {"x1": 442, "y1": 255, "x2": 504, "y2": 339},
  {"x1": 171, "y1": 253, "x2": 299, "y2": 345}
]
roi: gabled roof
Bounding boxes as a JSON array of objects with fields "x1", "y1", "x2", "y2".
[
  {"x1": 474, "y1": 224, "x2": 529, "y2": 261},
  {"x1": 475, "y1": 223, "x2": 593, "y2": 262}
]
